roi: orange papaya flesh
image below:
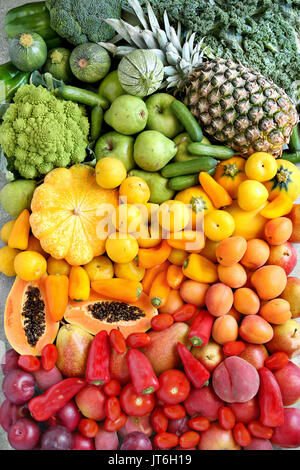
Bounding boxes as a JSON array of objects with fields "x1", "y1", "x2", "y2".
[
  {"x1": 64, "y1": 290, "x2": 158, "y2": 338},
  {"x1": 4, "y1": 275, "x2": 59, "y2": 356}
]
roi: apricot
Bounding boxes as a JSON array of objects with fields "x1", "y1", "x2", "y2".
[
  {"x1": 264, "y1": 217, "x2": 293, "y2": 246},
  {"x1": 212, "y1": 315, "x2": 238, "y2": 345},
  {"x1": 240, "y1": 239, "x2": 270, "y2": 270},
  {"x1": 216, "y1": 236, "x2": 247, "y2": 266},
  {"x1": 179, "y1": 280, "x2": 209, "y2": 307},
  {"x1": 227, "y1": 307, "x2": 242, "y2": 323},
  {"x1": 239, "y1": 315, "x2": 274, "y2": 344},
  {"x1": 259, "y1": 298, "x2": 291, "y2": 325},
  {"x1": 251, "y1": 265, "x2": 287, "y2": 300},
  {"x1": 233, "y1": 288, "x2": 260, "y2": 315},
  {"x1": 205, "y1": 283, "x2": 234, "y2": 317},
  {"x1": 159, "y1": 289, "x2": 184, "y2": 315},
  {"x1": 217, "y1": 263, "x2": 247, "y2": 289}
]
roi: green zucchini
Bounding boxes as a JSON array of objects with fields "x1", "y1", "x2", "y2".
[
  {"x1": 281, "y1": 151, "x2": 300, "y2": 164},
  {"x1": 43, "y1": 48, "x2": 72, "y2": 83},
  {"x1": 5, "y1": 2, "x2": 57, "y2": 40},
  {"x1": 0, "y1": 62, "x2": 30, "y2": 102},
  {"x1": 170, "y1": 100, "x2": 203, "y2": 142},
  {"x1": 188, "y1": 142, "x2": 235, "y2": 159},
  {"x1": 289, "y1": 125, "x2": 300, "y2": 152},
  {"x1": 168, "y1": 167, "x2": 216, "y2": 191},
  {"x1": 9, "y1": 33, "x2": 47, "y2": 73},
  {"x1": 161, "y1": 157, "x2": 218, "y2": 178}
]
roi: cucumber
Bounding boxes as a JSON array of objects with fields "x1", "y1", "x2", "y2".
[
  {"x1": 58, "y1": 85, "x2": 109, "y2": 109},
  {"x1": 170, "y1": 100, "x2": 203, "y2": 142},
  {"x1": 281, "y1": 151, "x2": 300, "y2": 164},
  {"x1": 188, "y1": 142, "x2": 235, "y2": 159},
  {"x1": 90, "y1": 106, "x2": 103, "y2": 143},
  {"x1": 168, "y1": 168, "x2": 216, "y2": 191},
  {"x1": 161, "y1": 157, "x2": 218, "y2": 178},
  {"x1": 289, "y1": 125, "x2": 300, "y2": 152}
]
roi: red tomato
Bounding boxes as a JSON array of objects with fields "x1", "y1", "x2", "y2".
[
  {"x1": 105, "y1": 397, "x2": 121, "y2": 422},
  {"x1": 264, "y1": 352, "x2": 289, "y2": 371},
  {"x1": 78, "y1": 419, "x2": 99, "y2": 438},
  {"x1": 151, "y1": 407, "x2": 168, "y2": 433},
  {"x1": 103, "y1": 379, "x2": 122, "y2": 397},
  {"x1": 154, "y1": 432, "x2": 179, "y2": 449},
  {"x1": 151, "y1": 314, "x2": 174, "y2": 331},
  {"x1": 163, "y1": 404, "x2": 186, "y2": 420},
  {"x1": 156, "y1": 370, "x2": 190, "y2": 405},
  {"x1": 223, "y1": 341, "x2": 245, "y2": 357},
  {"x1": 247, "y1": 420, "x2": 273, "y2": 439},
  {"x1": 179, "y1": 431, "x2": 200, "y2": 449},
  {"x1": 218, "y1": 406, "x2": 236, "y2": 430},
  {"x1": 104, "y1": 413, "x2": 127, "y2": 432},
  {"x1": 233, "y1": 422, "x2": 252, "y2": 447},
  {"x1": 18, "y1": 355, "x2": 40, "y2": 372},
  {"x1": 173, "y1": 304, "x2": 197, "y2": 322},
  {"x1": 188, "y1": 415, "x2": 210, "y2": 432},
  {"x1": 120, "y1": 383, "x2": 155, "y2": 417},
  {"x1": 126, "y1": 333, "x2": 151, "y2": 348},
  {"x1": 41, "y1": 344, "x2": 57, "y2": 371}
]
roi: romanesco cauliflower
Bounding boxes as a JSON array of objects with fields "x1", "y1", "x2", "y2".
[{"x1": 0, "y1": 84, "x2": 89, "y2": 179}]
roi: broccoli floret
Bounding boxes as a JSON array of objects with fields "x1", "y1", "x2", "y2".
[
  {"x1": 0, "y1": 84, "x2": 89, "y2": 179},
  {"x1": 45, "y1": 0, "x2": 121, "y2": 45}
]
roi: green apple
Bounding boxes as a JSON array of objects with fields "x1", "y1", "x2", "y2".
[
  {"x1": 174, "y1": 133, "x2": 211, "y2": 162},
  {"x1": 95, "y1": 131, "x2": 135, "y2": 171},
  {"x1": 98, "y1": 70, "x2": 125, "y2": 103},
  {"x1": 134, "y1": 130, "x2": 177, "y2": 172},
  {"x1": 145, "y1": 93, "x2": 184, "y2": 138},
  {"x1": 104, "y1": 95, "x2": 148, "y2": 135}
]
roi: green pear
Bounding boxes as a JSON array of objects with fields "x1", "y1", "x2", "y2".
[
  {"x1": 174, "y1": 133, "x2": 211, "y2": 162},
  {"x1": 95, "y1": 131, "x2": 135, "y2": 171},
  {"x1": 98, "y1": 70, "x2": 125, "y2": 103},
  {"x1": 0, "y1": 179, "x2": 37, "y2": 217},
  {"x1": 134, "y1": 130, "x2": 177, "y2": 172},
  {"x1": 145, "y1": 93, "x2": 184, "y2": 138},
  {"x1": 129, "y1": 169, "x2": 175, "y2": 204},
  {"x1": 104, "y1": 95, "x2": 148, "y2": 135}
]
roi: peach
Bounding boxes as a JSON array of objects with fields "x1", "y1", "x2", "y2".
[
  {"x1": 198, "y1": 422, "x2": 241, "y2": 450},
  {"x1": 217, "y1": 263, "x2": 247, "y2": 289},
  {"x1": 233, "y1": 287, "x2": 260, "y2": 315},
  {"x1": 266, "y1": 319, "x2": 300, "y2": 358},
  {"x1": 264, "y1": 217, "x2": 293, "y2": 245},
  {"x1": 228, "y1": 397, "x2": 260, "y2": 424},
  {"x1": 241, "y1": 238, "x2": 270, "y2": 270},
  {"x1": 75, "y1": 385, "x2": 106, "y2": 421},
  {"x1": 280, "y1": 276, "x2": 300, "y2": 318},
  {"x1": 183, "y1": 386, "x2": 224, "y2": 420},
  {"x1": 251, "y1": 265, "x2": 287, "y2": 300},
  {"x1": 212, "y1": 356, "x2": 260, "y2": 403},
  {"x1": 267, "y1": 242, "x2": 297, "y2": 275},
  {"x1": 239, "y1": 315, "x2": 273, "y2": 344},
  {"x1": 238, "y1": 343, "x2": 269, "y2": 369},
  {"x1": 179, "y1": 280, "x2": 209, "y2": 307},
  {"x1": 212, "y1": 315, "x2": 238, "y2": 345},
  {"x1": 274, "y1": 361, "x2": 300, "y2": 406},
  {"x1": 205, "y1": 283, "x2": 233, "y2": 317},
  {"x1": 259, "y1": 298, "x2": 291, "y2": 324},
  {"x1": 216, "y1": 236, "x2": 247, "y2": 266},
  {"x1": 191, "y1": 340, "x2": 224, "y2": 372}
]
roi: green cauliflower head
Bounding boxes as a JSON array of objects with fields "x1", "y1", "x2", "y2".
[{"x1": 0, "y1": 84, "x2": 89, "y2": 179}]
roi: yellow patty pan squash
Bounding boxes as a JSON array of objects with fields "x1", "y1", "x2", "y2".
[
  {"x1": 30, "y1": 165, "x2": 119, "y2": 266},
  {"x1": 264, "y1": 159, "x2": 300, "y2": 202}
]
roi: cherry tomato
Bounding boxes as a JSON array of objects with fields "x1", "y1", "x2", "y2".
[
  {"x1": 104, "y1": 412, "x2": 127, "y2": 432},
  {"x1": 120, "y1": 383, "x2": 155, "y2": 417},
  {"x1": 218, "y1": 406, "x2": 236, "y2": 430},
  {"x1": 103, "y1": 379, "x2": 122, "y2": 397},
  {"x1": 18, "y1": 355, "x2": 40, "y2": 372},
  {"x1": 163, "y1": 404, "x2": 186, "y2": 420},
  {"x1": 179, "y1": 431, "x2": 200, "y2": 449},
  {"x1": 188, "y1": 416, "x2": 210, "y2": 432},
  {"x1": 264, "y1": 352, "x2": 289, "y2": 371},
  {"x1": 105, "y1": 397, "x2": 121, "y2": 422},
  {"x1": 156, "y1": 370, "x2": 191, "y2": 405},
  {"x1": 151, "y1": 407, "x2": 168, "y2": 433},
  {"x1": 223, "y1": 341, "x2": 245, "y2": 357},
  {"x1": 41, "y1": 344, "x2": 58, "y2": 371},
  {"x1": 109, "y1": 329, "x2": 127, "y2": 354},
  {"x1": 78, "y1": 419, "x2": 99, "y2": 438},
  {"x1": 126, "y1": 332, "x2": 151, "y2": 348},
  {"x1": 233, "y1": 422, "x2": 252, "y2": 447},
  {"x1": 247, "y1": 420, "x2": 273, "y2": 440},
  {"x1": 173, "y1": 304, "x2": 197, "y2": 322},
  {"x1": 151, "y1": 313, "x2": 174, "y2": 331},
  {"x1": 154, "y1": 432, "x2": 179, "y2": 449}
]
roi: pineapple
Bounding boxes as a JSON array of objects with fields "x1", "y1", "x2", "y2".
[{"x1": 101, "y1": 0, "x2": 298, "y2": 157}]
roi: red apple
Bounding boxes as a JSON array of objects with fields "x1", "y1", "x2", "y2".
[
  {"x1": 198, "y1": 422, "x2": 240, "y2": 450},
  {"x1": 271, "y1": 408, "x2": 300, "y2": 448},
  {"x1": 267, "y1": 242, "x2": 297, "y2": 275},
  {"x1": 280, "y1": 276, "x2": 300, "y2": 319},
  {"x1": 266, "y1": 319, "x2": 300, "y2": 358},
  {"x1": 244, "y1": 438, "x2": 273, "y2": 450},
  {"x1": 274, "y1": 360, "x2": 300, "y2": 406},
  {"x1": 238, "y1": 343, "x2": 269, "y2": 369},
  {"x1": 191, "y1": 340, "x2": 224, "y2": 372},
  {"x1": 228, "y1": 397, "x2": 260, "y2": 424}
]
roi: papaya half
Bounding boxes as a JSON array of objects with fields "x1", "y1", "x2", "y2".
[
  {"x1": 4, "y1": 275, "x2": 59, "y2": 356},
  {"x1": 64, "y1": 290, "x2": 158, "y2": 338}
]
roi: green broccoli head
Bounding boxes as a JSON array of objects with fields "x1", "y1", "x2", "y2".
[
  {"x1": 0, "y1": 84, "x2": 89, "y2": 179},
  {"x1": 45, "y1": 0, "x2": 121, "y2": 45}
]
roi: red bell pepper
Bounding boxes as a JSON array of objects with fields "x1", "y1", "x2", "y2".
[
  {"x1": 258, "y1": 367, "x2": 284, "y2": 427},
  {"x1": 188, "y1": 310, "x2": 214, "y2": 347},
  {"x1": 28, "y1": 378, "x2": 86, "y2": 421},
  {"x1": 41, "y1": 344, "x2": 58, "y2": 371},
  {"x1": 86, "y1": 330, "x2": 110, "y2": 385},
  {"x1": 177, "y1": 342, "x2": 210, "y2": 388},
  {"x1": 126, "y1": 349, "x2": 159, "y2": 395}
]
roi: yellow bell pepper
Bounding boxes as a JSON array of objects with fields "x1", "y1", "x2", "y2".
[
  {"x1": 69, "y1": 266, "x2": 90, "y2": 302},
  {"x1": 182, "y1": 253, "x2": 218, "y2": 283},
  {"x1": 260, "y1": 193, "x2": 294, "y2": 219}
]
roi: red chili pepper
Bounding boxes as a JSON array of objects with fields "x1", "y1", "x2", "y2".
[
  {"x1": 177, "y1": 342, "x2": 210, "y2": 388},
  {"x1": 247, "y1": 420, "x2": 273, "y2": 440},
  {"x1": 86, "y1": 330, "x2": 110, "y2": 385},
  {"x1": 179, "y1": 431, "x2": 200, "y2": 449},
  {"x1": 126, "y1": 349, "x2": 159, "y2": 395},
  {"x1": 78, "y1": 419, "x2": 99, "y2": 438},
  {"x1": 18, "y1": 355, "x2": 40, "y2": 372},
  {"x1": 154, "y1": 432, "x2": 179, "y2": 449},
  {"x1": 28, "y1": 378, "x2": 86, "y2": 421},
  {"x1": 188, "y1": 310, "x2": 214, "y2": 347},
  {"x1": 151, "y1": 313, "x2": 174, "y2": 331},
  {"x1": 264, "y1": 352, "x2": 289, "y2": 371},
  {"x1": 104, "y1": 412, "x2": 127, "y2": 432},
  {"x1": 105, "y1": 397, "x2": 121, "y2": 422},
  {"x1": 151, "y1": 407, "x2": 168, "y2": 433},
  {"x1": 103, "y1": 379, "x2": 122, "y2": 397},
  {"x1": 218, "y1": 406, "x2": 236, "y2": 430},
  {"x1": 41, "y1": 344, "x2": 58, "y2": 371},
  {"x1": 163, "y1": 404, "x2": 186, "y2": 420},
  {"x1": 258, "y1": 367, "x2": 284, "y2": 427},
  {"x1": 126, "y1": 332, "x2": 151, "y2": 348},
  {"x1": 173, "y1": 304, "x2": 197, "y2": 322},
  {"x1": 109, "y1": 329, "x2": 127, "y2": 354},
  {"x1": 233, "y1": 422, "x2": 252, "y2": 447},
  {"x1": 188, "y1": 416, "x2": 210, "y2": 432},
  {"x1": 223, "y1": 341, "x2": 245, "y2": 357}
]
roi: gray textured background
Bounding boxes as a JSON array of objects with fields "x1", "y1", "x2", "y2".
[{"x1": 0, "y1": 0, "x2": 300, "y2": 451}]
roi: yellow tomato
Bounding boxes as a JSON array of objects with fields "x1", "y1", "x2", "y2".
[
  {"x1": 168, "y1": 248, "x2": 188, "y2": 266},
  {"x1": 237, "y1": 180, "x2": 269, "y2": 211},
  {"x1": 214, "y1": 157, "x2": 247, "y2": 199},
  {"x1": 96, "y1": 157, "x2": 127, "y2": 189},
  {"x1": 245, "y1": 152, "x2": 278, "y2": 182},
  {"x1": 137, "y1": 224, "x2": 161, "y2": 248},
  {"x1": 119, "y1": 176, "x2": 150, "y2": 204},
  {"x1": 105, "y1": 233, "x2": 139, "y2": 263},
  {"x1": 14, "y1": 251, "x2": 47, "y2": 281},
  {"x1": 113, "y1": 204, "x2": 142, "y2": 233},
  {"x1": 0, "y1": 246, "x2": 20, "y2": 276},
  {"x1": 0, "y1": 220, "x2": 15, "y2": 244},
  {"x1": 225, "y1": 201, "x2": 268, "y2": 240},
  {"x1": 175, "y1": 186, "x2": 214, "y2": 229},
  {"x1": 265, "y1": 159, "x2": 300, "y2": 201},
  {"x1": 114, "y1": 259, "x2": 145, "y2": 282},
  {"x1": 47, "y1": 257, "x2": 71, "y2": 276},
  {"x1": 204, "y1": 210, "x2": 235, "y2": 242},
  {"x1": 84, "y1": 255, "x2": 114, "y2": 281},
  {"x1": 159, "y1": 200, "x2": 190, "y2": 233}
]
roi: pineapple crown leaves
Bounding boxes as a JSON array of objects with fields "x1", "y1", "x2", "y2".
[{"x1": 99, "y1": 0, "x2": 209, "y2": 89}]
